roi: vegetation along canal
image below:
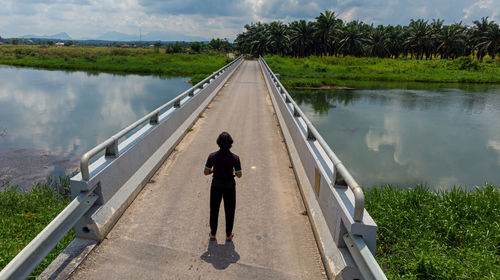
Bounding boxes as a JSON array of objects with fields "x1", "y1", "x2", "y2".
[
  {"x1": 0, "y1": 65, "x2": 191, "y2": 189},
  {"x1": 290, "y1": 82, "x2": 500, "y2": 190}
]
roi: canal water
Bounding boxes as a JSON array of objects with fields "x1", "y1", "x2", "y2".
[
  {"x1": 291, "y1": 82, "x2": 500, "y2": 190},
  {"x1": 0, "y1": 66, "x2": 191, "y2": 189}
]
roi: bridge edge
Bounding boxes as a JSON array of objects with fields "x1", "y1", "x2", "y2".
[{"x1": 37, "y1": 58, "x2": 244, "y2": 280}]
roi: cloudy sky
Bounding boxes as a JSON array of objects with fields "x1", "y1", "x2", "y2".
[{"x1": 1, "y1": 0, "x2": 499, "y2": 41}]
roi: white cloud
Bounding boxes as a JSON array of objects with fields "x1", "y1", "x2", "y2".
[
  {"x1": 463, "y1": 0, "x2": 500, "y2": 22},
  {"x1": 1, "y1": 0, "x2": 500, "y2": 41},
  {"x1": 338, "y1": 7, "x2": 358, "y2": 23},
  {"x1": 487, "y1": 139, "x2": 500, "y2": 166}
]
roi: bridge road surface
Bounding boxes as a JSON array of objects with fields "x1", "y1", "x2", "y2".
[{"x1": 70, "y1": 61, "x2": 327, "y2": 280}]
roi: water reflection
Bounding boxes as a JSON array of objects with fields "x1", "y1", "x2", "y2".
[
  {"x1": 291, "y1": 84, "x2": 500, "y2": 190},
  {"x1": 0, "y1": 66, "x2": 190, "y2": 188},
  {"x1": 293, "y1": 92, "x2": 358, "y2": 115}
]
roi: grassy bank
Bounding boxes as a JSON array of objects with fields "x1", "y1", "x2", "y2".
[
  {"x1": 0, "y1": 177, "x2": 74, "y2": 278},
  {"x1": 264, "y1": 55, "x2": 500, "y2": 88},
  {"x1": 365, "y1": 184, "x2": 500, "y2": 279},
  {"x1": 2, "y1": 179, "x2": 498, "y2": 279},
  {"x1": 0, "y1": 45, "x2": 233, "y2": 83}
]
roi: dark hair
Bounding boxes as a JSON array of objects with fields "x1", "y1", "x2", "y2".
[{"x1": 216, "y1": 131, "x2": 233, "y2": 150}]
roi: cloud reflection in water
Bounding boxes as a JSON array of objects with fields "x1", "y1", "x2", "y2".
[
  {"x1": 0, "y1": 66, "x2": 190, "y2": 188},
  {"x1": 292, "y1": 86, "x2": 500, "y2": 190}
]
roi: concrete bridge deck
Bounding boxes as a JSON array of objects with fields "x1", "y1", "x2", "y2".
[{"x1": 69, "y1": 61, "x2": 326, "y2": 279}]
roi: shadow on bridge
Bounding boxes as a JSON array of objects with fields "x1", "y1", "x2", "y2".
[{"x1": 200, "y1": 240, "x2": 240, "y2": 270}]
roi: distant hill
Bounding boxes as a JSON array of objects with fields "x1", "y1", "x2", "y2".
[
  {"x1": 97, "y1": 31, "x2": 137, "y2": 41},
  {"x1": 95, "y1": 31, "x2": 206, "y2": 42},
  {"x1": 15, "y1": 30, "x2": 207, "y2": 42},
  {"x1": 20, "y1": 32, "x2": 71, "y2": 40}
]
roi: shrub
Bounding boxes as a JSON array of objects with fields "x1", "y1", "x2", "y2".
[{"x1": 449, "y1": 56, "x2": 481, "y2": 70}]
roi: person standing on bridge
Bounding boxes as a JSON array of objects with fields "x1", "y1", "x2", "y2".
[{"x1": 204, "y1": 132, "x2": 242, "y2": 241}]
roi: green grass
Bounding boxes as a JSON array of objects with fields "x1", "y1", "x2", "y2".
[
  {"x1": 0, "y1": 45, "x2": 233, "y2": 83},
  {"x1": 365, "y1": 184, "x2": 500, "y2": 279},
  {"x1": 264, "y1": 55, "x2": 500, "y2": 88},
  {"x1": 1, "y1": 176, "x2": 498, "y2": 279},
  {"x1": 0, "y1": 177, "x2": 74, "y2": 279}
]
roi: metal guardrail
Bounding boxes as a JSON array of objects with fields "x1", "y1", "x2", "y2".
[
  {"x1": 344, "y1": 232, "x2": 387, "y2": 280},
  {"x1": 80, "y1": 56, "x2": 242, "y2": 180},
  {"x1": 0, "y1": 56, "x2": 242, "y2": 280},
  {"x1": 259, "y1": 56, "x2": 365, "y2": 222},
  {"x1": 260, "y1": 56, "x2": 386, "y2": 279}
]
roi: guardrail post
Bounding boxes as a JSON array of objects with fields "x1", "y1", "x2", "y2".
[
  {"x1": 307, "y1": 126, "x2": 316, "y2": 141},
  {"x1": 285, "y1": 95, "x2": 291, "y2": 103},
  {"x1": 105, "y1": 140, "x2": 118, "y2": 158},
  {"x1": 174, "y1": 98, "x2": 181, "y2": 108},
  {"x1": 188, "y1": 89, "x2": 195, "y2": 97},
  {"x1": 149, "y1": 112, "x2": 159, "y2": 125},
  {"x1": 333, "y1": 165, "x2": 347, "y2": 188},
  {"x1": 353, "y1": 186, "x2": 365, "y2": 222},
  {"x1": 293, "y1": 106, "x2": 301, "y2": 117}
]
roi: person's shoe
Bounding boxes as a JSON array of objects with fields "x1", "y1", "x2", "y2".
[
  {"x1": 209, "y1": 233, "x2": 216, "y2": 240},
  {"x1": 226, "y1": 233, "x2": 234, "y2": 241}
]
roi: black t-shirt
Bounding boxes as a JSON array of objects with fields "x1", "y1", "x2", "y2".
[{"x1": 205, "y1": 149, "x2": 241, "y2": 187}]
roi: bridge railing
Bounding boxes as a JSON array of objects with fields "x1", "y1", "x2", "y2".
[
  {"x1": 80, "y1": 56, "x2": 242, "y2": 180},
  {"x1": 0, "y1": 56, "x2": 243, "y2": 280},
  {"x1": 261, "y1": 60, "x2": 364, "y2": 221},
  {"x1": 259, "y1": 56, "x2": 386, "y2": 280}
]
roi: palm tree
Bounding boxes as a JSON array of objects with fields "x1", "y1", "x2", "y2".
[
  {"x1": 366, "y1": 25, "x2": 390, "y2": 58},
  {"x1": 384, "y1": 25, "x2": 405, "y2": 58},
  {"x1": 471, "y1": 17, "x2": 491, "y2": 60},
  {"x1": 475, "y1": 19, "x2": 500, "y2": 60},
  {"x1": 289, "y1": 20, "x2": 314, "y2": 57},
  {"x1": 437, "y1": 23, "x2": 466, "y2": 59},
  {"x1": 250, "y1": 30, "x2": 268, "y2": 56},
  {"x1": 267, "y1": 21, "x2": 290, "y2": 56},
  {"x1": 339, "y1": 21, "x2": 366, "y2": 57},
  {"x1": 429, "y1": 19, "x2": 444, "y2": 58},
  {"x1": 314, "y1": 10, "x2": 337, "y2": 56},
  {"x1": 236, "y1": 22, "x2": 269, "y2": 56},
  {"x1": 405, "y1": 19, "x2": 431, "y2": 59}
]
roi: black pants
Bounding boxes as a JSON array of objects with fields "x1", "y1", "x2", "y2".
[{"x1": 210, "y1": 185, "x2": 236, "y2": 237}]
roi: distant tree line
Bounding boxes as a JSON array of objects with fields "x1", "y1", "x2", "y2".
[
  {"x1": 235, "y1": 11, "x2": 500, "y2": 60},
  {"x1": 166, "y1": 38, "x2": 232, "y2": 54},
  {"x1": 0, "y1": 37, "x2": 234, "y2": 55}
]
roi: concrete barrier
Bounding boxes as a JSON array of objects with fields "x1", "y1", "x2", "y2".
[{"x1": 259, "y1": 57, "x2": 382, "y2": 280}]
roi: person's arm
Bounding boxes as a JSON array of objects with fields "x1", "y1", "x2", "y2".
[
  {"x1": 234, "y1": 156, "x2": 242, "y2": 178},
  {"x1": 204, "y1": 154, "x2": 214, "y2": 176},
  {"x1": 204, "y1": 166, "x2": 213, "y2": 176}
]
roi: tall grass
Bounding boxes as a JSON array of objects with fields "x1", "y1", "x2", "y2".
[
  {"x1": 0, "y1": 177, "x2": 74, "y2": 279},
  {"x1": 1, "y1": 176, "x2": 498, "y2": 279},
  {"x1": 0, "y1": 45, "x2": 233, "y2": 83},
  {"x1": 365, "y1": 184, "x2": 500, "y2": 279},
  {"x1": 265, "y1": 55, "x2": 500, "y2": 88}
]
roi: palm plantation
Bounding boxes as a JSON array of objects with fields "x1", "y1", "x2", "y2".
[{"x1": 235, "y1": 11, "x2": 500, "y2": 60}]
